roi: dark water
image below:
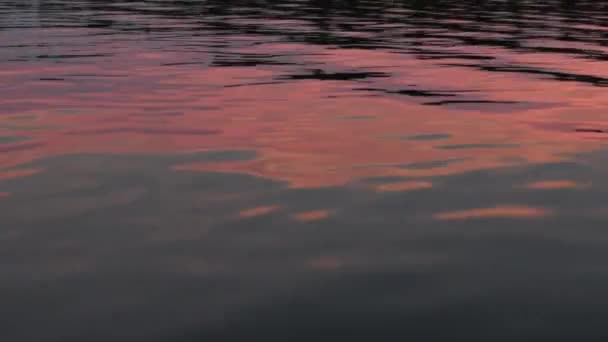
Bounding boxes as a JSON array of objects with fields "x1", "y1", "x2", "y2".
[{"x1": 3, "y1": 0, "x2": 608, "y2": 340}]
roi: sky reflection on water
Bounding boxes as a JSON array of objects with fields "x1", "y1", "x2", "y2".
[{"x1": 3, "y1": 0, "x2": 608, "y2": 341}]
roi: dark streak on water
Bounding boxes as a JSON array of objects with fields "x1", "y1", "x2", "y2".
[{"x1": 3, "y1": 1, "x2": 608, "y2": 341}]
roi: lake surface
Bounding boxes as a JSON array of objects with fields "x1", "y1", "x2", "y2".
[{"x1": 3, "y1": 0, "x2": 608, "y2": 340}]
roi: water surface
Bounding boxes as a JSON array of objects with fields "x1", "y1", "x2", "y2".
[{"x1": 3, "y1": 0, "x2": 608, "y2": 341}]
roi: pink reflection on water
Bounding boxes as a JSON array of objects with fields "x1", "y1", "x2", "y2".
[
  {"x1": 434, "y1": 205, "x2": 552, "y2": 220},
  {"x1": 238, "y1": 205, "x2": 280, "y2": 218},
  {"x1": 1, "y1": 41, "x2": 608, "y2": 189},
  {"x1": 525, "y1": 180, "x2": 582, "y2": 190},
  {"x1": 0, "y1": 168, "x2": 41, "y2": 181},
  {"x1": 293, "y1": 210, "x2": 332, "y2": 222},
  {"x1": 374, "y1": 181, "x2": 433, "y2": 193}
]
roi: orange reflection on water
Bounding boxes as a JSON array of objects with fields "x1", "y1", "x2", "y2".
[
  {"x1": 293, "y1": 210, "x2": 332, "y2": 222},
  {"x1": 0, "y1": 168, "x2": 41, "y2": 181},
  {"x1": 375, "y1": 181, "x2": 433, "y2": 193},
  {"x1": 238, "y1": 205, "x2": 280, "y2": 218},
  {"x1": 434, "y1": 205, "x2": 552, "y2": 221},
  {"x1": 2, "y1": 43, "x2": 608, "y2": 189},
  {"x1": 526, "y1": 180, "x2": 581, "y2": 190}
]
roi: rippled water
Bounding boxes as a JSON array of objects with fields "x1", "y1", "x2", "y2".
[{"x1": 4, "y1": 0, "x2": 608, "y2": 340}]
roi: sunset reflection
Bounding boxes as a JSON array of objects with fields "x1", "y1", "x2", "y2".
[
  {"x1": 293, "y1": 210, "x2": 332, "y2": 222},
  {"x1": 238, "y1": 205, "x2": 280, "y2": 218},
  {"x1": 434, "y1": 205, "x2": 552, "y2": 220},
  {"x1": 525, "y1": 180, "x2": 582, "y2": 190},
  {"x1": 2, "y1": 38, "x2": 608, "y2": 188},
  {"x1": 374, "y1": 181, "x2": 433, "y2": 193}
]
